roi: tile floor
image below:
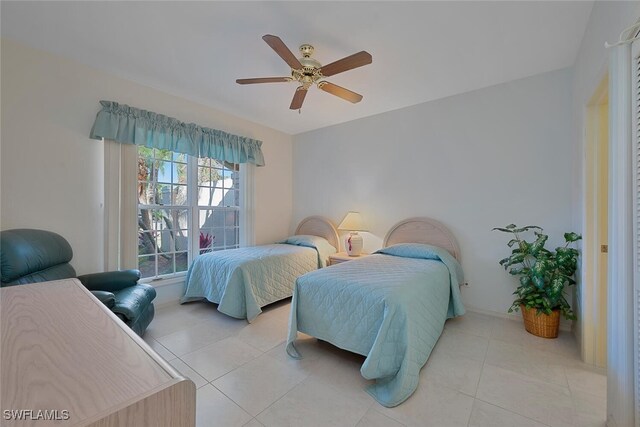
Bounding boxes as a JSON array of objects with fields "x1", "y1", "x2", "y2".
[{"x1": 144, "y1": 300, "x2": 606, "y2": 427}]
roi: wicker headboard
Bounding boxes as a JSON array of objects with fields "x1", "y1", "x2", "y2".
[
  {"x1": 383, "y1": 217, "x2": 461, "y2": 261},
  {"x1": 295, "y1": 216, "x2": 340, "y2": 251}
]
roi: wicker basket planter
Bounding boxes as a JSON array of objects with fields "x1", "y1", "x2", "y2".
[{"x1": 520, "y1": 305, "x2": 560, "y2": 339}]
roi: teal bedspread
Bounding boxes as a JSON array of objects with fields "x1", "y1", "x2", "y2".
[
  {"x1": 182, "y1": 240, "x2": 334, "y2": 321},
  {"x1": 286, "y1": 244, "x2": 465, "y2": 407}
]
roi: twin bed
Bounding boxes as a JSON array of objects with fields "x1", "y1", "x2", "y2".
[
  {"x1": 182, "y1": 216, "x2": 465, "y2": 407},
  {"x1": 181, "y1": 216, "x2": 339, "y2": 321},
  {"x1": 286, "y1": 217, "x2": 465, "y2": 407}
]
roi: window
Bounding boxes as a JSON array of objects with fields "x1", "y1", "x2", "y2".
[
  {"x1": 197, "y1": 158, "x2": 240, "y2": 254},
  {"x1": 137, "y1": 147, "x2": 240, "y2": 279}
]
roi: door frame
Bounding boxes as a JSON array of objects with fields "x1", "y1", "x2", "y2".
[{"x1": 581, "y1": 75, "x2": 609, "y2": 368}]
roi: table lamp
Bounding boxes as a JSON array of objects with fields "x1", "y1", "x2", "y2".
[{"x1": 338, "y1": 212, "x2": 368, "y2": 256}]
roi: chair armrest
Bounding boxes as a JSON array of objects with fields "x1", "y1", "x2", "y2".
[
  {"x1": 77, "y1": 269, "x2": 141, "y2": 292},
  {"x1": 111, "y1": 284, "x2": 156, "y2": 322},
  {"x1": 90, "y1": 290, "x2": 116, "y2": 309}
]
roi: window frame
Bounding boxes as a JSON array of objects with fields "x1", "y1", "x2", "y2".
[
  {"x1": 135, "y1": 148, "x2": 247, "y2": 284},
  {"x1": 103, "y1": 140, "x2": 254, "y2": 287}
]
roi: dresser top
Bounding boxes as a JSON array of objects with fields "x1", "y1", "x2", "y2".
[{"x1": 1, "y1": 279, "x2": 175, "y2": 426}]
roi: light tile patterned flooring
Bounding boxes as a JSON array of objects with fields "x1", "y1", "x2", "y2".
[{"x1": 144, "y1": 300, "x2": 606, "y2": 427}]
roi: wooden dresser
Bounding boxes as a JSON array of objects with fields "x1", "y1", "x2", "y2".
[{"x1": 1, "y1": 279, "x2": 195, "y2": 427}]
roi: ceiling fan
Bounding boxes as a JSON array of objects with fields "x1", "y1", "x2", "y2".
[{"x1": 236, "y1": 35, "x2": 372, "y2": 110}]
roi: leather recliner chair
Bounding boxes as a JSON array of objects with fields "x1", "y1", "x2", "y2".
[{"x1": 0, "y1": 229, "x2": 156, "y2": 335}]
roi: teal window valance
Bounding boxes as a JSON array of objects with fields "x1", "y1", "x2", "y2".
[{"x1": 89, "y1": 101, "x2": 265, "y2": 166}]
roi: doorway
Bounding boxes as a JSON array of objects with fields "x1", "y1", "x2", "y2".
[{"x1": 582, "y1": 75, "x2": 609, "y2": 368}]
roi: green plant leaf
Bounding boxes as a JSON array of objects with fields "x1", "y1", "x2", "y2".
[
  {"x1": 511, "y1": 225, "x2": 543, "y2": 233},
  {"x1": 549, "y1": 277, "x2": 565, "y2": 298},
  {"x1": 532, "y1": 259, "x2": 550, "y2": 276},
  {"x1": 504, "y1": 253, "x2": 526, "y2": 268},
  {"x1": 493, "y1": 227, "x2": 516, "y2": 233},
  {"x1": 509, "y1": 266, "x2": 525, "y2": 275},
  {"x1": 519, "y1": 276, "x2": 531, "y2": 286},
  {"x1": 564, "y1": 232, "x2": 582, "y2": 243},
  {"x1": 530, "y1": 233, "x2": 548, "y2": 255},
  {"x1": 532, "y1": 275, "x2": 545, "y2": 289}
]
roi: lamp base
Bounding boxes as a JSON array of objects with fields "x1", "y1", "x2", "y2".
[{"x1": 345, "y1": 232, "x2": 363, "y2": 256}]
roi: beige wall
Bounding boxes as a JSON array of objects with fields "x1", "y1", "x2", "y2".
[
  {"x1": 583, "y1": 84, "x2": 609, "y2": 367},
  {"x1": 0, "y1": 39, "x2": 293, "y2": 275},
  {"x1": 595, "y1": 100, "x2": 608, "y2": 368}
]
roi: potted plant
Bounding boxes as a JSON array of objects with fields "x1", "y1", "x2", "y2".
[{"x1": 493, "y1": 224, "x2": 581, "y2": 338}]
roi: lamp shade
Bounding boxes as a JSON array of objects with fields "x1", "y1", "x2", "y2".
[{"x1": 337, "y1": 212, "x2": 368, "y2": 232}]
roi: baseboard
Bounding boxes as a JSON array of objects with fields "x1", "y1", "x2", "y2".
[
  {"x1": 465, "y1": 305, "x2": 573, "y2": 332},
  {"x1": 151, "y1": 282, "x2": 573, "y2": 334},
  {"x1": 153, "y1": 280, "x2": 185, "y2": 307}
]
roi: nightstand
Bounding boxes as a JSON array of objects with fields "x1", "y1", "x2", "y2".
[{"x1": 328, "y1": 252, "x2": 370, "y2": 266}]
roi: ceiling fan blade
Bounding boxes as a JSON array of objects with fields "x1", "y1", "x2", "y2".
[
  {"x1": 290, "y1": 87, "x2": 307, "y2": 110},
  {"x1": 319, "y1": 51, "x2": 372, "y2": 77},
  {"x1": 262, "y1": 35, "x2": 303, "y2": 70},
  {"x1": 318, "y1": 82, "x2": 363, "y2": 103},
  {"x1": 236, "y1": 77, "x2": 290, "y2": 85}
]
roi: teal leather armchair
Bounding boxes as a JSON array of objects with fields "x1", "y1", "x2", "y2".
[{"x1": 0, "y1": 229, "x2": 156, "y2": 335}]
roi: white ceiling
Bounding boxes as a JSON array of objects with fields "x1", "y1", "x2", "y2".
[{"x1": 1, "y1": 1, "x2": 593, "y2": 135}]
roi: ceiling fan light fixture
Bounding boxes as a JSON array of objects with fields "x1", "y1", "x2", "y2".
[
  {"x1": 297, "y1": 44, "x2": 322, "y2": 71},
  {"x1": 237, "y1": 35, "x2": 371, "y2": 110},
  {"x1": 299, "y1": 44, "x2": 314, "y2": 57},
  {"x1": 298, "y1": 56, "x2": 322, "y2": 70}
]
